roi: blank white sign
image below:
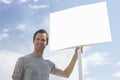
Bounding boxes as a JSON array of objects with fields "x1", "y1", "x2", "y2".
[{"x1": 50, "y1": 1, "x2": 112, "y2": 51}]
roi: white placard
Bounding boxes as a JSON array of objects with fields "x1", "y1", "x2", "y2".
[{"x1": 50, "y1": 1, "x2": 112, "y2": 51}]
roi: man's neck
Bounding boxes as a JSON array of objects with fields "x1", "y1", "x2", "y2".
[{"x1": 32, "y1": 50, "x2": 43, "y2": 57}]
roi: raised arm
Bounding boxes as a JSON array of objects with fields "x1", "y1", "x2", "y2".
[{"x1": 54, "y1": 47, "x2": 83, "y2": 78}]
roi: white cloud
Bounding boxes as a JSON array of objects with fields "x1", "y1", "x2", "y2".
[
  {"x1": 19, "y1": 0, "x2": 28, "y2": 3},
  {"x1": 33, "y1": 0, "x2": 38, "y2": 2},
  {"x1": 84, "y1": 52, "x2": 109, "y2": 66},
  {"x1": 112, "y1": 71, "x2": 120, "y2": 79},
  {"x1": 52, "y1": 0, "x2": 60, "y2": 2},
  {"x1": 29, "y1": 4, "x2": 49, "y2": 10},
  {"x1": 112, "y1": 62, "x2": 120, "y2": 79},
  {"x1": 0, "y1": 50, "x2": 23, "y2": 80},
  {"x1": 1, "y1": 0, "x2": 12, "y2": 4},
  {"x1": 116, "y1": 62, "x2": 120, "y2": 66},
  {"x1": 28, "y1": 4, "x2": 49, "y2": 14},
  {"x1": 83, "y1": 52, "x2": 110, "y2": 75},
  {"x1": 16, "y1": 24, "x2": 27, "y2": 31},
  {"x1": 3, "y1": 28, "x2": 10, "y2": 33},
  {"x1": 0, "y1": 33, "x2": 9, "y2": 41},
  {"x1": 0, "y1": 28, "x2": 10, "y2": 41},
  {"x1": 86, "y1": 78, "x2": 95, "y2": 80}
]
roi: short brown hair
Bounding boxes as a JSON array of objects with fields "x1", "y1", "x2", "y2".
[{"x1": 33, "y1": 29, "x2": 49, "y2": 45}]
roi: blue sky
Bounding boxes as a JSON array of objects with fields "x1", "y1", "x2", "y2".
[{"x1": 0, "y1": 0, "x2": 120, "y2": 80}]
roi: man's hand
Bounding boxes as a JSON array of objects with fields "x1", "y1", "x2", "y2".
[{"x1": 75, "y1": 46, "x2": 83, "y2": 54}]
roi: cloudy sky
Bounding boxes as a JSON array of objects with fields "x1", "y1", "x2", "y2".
[{"x1": 0, "y1": 0, "x2": 120, "y2": 80}]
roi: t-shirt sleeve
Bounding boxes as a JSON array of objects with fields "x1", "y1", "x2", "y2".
[
  {"x1": 48, "y1": 60, "x2": 59, "y2": 74},
  {"x1": 12, "y1": 57, "x2": 24, "y2": 79}
]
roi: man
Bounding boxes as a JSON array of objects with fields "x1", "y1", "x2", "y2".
[{"x1": 12, "y1": 29, "x2": 83, "y2": 80}]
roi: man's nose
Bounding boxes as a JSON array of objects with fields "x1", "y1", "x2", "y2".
[{"x1": 38, "y1": 40, "x2": 43, "y2": 43}]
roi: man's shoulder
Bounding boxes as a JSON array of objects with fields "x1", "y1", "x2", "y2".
[
  {"x1": 17, "y1": 54, "x2": 33, "y2": 64},
  {"x1": 19, "y1": 54, "x2": 32, "y2": 60}
]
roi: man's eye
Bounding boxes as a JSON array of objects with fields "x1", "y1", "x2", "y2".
[
  {"x1": 37, "y1": 38, "x2": 39, "y2": 40},
  {"x1": 42, "y1": 39, "x2": 45, "y2": 42}
]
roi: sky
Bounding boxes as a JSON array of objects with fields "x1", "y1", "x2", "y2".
[{"x1": 0, "y1": 0, "x2": 120, "y2": 80}]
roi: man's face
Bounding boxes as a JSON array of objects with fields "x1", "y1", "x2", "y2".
[{"x1": 33, "y1": 33, "x2": 47, "y2": 51}]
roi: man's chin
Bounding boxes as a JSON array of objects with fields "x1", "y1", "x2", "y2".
[{"x1": 37, "y1": 47, "x2": 45, "y2": 51}]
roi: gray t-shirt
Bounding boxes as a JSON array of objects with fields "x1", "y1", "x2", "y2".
[{"x1": 12, "y1": 54, "x2": 59, "y2": 80}]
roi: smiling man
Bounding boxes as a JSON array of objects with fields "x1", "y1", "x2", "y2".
[{"x1": 12, "y1": 29, "x2": 83, "y2": 80}]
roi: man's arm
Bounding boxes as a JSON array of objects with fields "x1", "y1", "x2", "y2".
[
  {"x1": 54, "y1": 47, "x2": 83, "y2": 78},
  {"x1": 12, "y1": 57, "x2": 24, "y2": 80}
]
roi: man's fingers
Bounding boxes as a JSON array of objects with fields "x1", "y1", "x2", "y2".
[{"x1": 76, "y1": 46, "x2": 83, "y2": 53}]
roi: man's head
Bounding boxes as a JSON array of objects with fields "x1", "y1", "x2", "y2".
[
  {"x1": 33, "y1": 29, "x2": 49, "y2": 52},
  {"x1": 33, "y1": 29, "x2": 49, "y2": 45}
]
